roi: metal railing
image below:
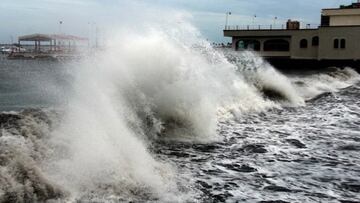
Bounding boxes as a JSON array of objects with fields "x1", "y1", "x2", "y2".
[{"x1": 224, "y1": 24, "x2": 320, "y2": 31}]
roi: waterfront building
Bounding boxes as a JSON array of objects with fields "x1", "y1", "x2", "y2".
[{"x1": 224, "y1": 2, "x2": 360, "y2": 70}]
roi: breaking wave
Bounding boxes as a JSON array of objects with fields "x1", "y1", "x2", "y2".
[
  {"x1": 0, "y1": 109, "x2": 64, "y2": 202},
  {"x1": 1, "y1": 23, "x2": 360, "y2": 202},
  {"x1": 290, "y1": 67, "x2": 360, "y2": 100}
]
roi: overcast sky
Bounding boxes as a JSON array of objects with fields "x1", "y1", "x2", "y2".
[{"x1": 0, "y1": 0, "x2": 355, "y2": 43}]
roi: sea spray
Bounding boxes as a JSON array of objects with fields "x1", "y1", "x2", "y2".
[
  {"x1": 44, "y1": 59, "x2": 181, "y2": 201},
  {"x1": 290, "y1": 67, "x2": 360, "y2": 99},
  {"x1": 1, "y1": 32, "x2": 359, "y2": 202},
  {"x1": 41, "y1": 27, "x2": 283, "y2": 201},
  {"x1": 0, "y1": 2, "x2": 360, "y2": 201},
  {"x1": 0, "y1": 109, "x2": 64, "y2": 202},
  {"x1": 96, "y1": 30, "x2": 283, "y2": 140},
  {"x1": 3, "y1": 15, "x2": 359, "y2": 203},
  {"x1": 224, "y1": 50, "x2": 305, "y2": 106}
]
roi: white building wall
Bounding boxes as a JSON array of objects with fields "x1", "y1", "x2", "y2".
[{"x1": 330, "y1": 15, "x2": 360, "y2": 26}]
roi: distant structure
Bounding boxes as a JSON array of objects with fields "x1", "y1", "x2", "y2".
[
  {"x1": 8, "y1": 33, "x2": 88, "y2": 60},
  {"x1": 224, "y1": 2, "x2": 360, "y2": 70}
]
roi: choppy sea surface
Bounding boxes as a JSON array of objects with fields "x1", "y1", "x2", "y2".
[{"x1": 0, "y1": 43, "x2": 359, "y2": 203}]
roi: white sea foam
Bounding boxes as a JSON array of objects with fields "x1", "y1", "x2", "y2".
[
  {"x1": 224, "y1": 51, "x2": 305, "y2": 106},
  {"x1": 290, "y1": 67, "x2": 360, "y2": 100},
  {"x1": 90, "y1": 29, "x2": 281, "y2": 141}
]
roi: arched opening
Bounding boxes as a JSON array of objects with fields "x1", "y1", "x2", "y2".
[
  {"x1": 263, "y1": 39, "x2": 289, "y2": 51},
  {"x1": 312, "y1": 36, "x2": 319, "y2": 46},
  {"x1": 340, "y1": 39, "x2": 346, "y2": 49},
  {"x1": 236, "y1": 39, "x2": 261, "y2": 51},
  {"x1": 334, "y1": 39, "x2": 339, "y2": 49},
  {"x1": 300, "y1": 39, "x2": 308, "y2": 48}
]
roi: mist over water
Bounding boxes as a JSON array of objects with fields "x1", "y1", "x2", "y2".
[{"x1": 1, "y1": 10, "x2": 360, "y2": 202}]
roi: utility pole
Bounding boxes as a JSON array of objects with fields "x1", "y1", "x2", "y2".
[
  {"x1": 95, "y1": 26, "x2": 98, "y2": 49},
  {"x1": 273, "y1": 17, "x2": 278, "y2": 28},
  {"x1": 59, "y1": 21, "x2": 63, "y2": 34},
  {"x1": 252, "y1": 14, "x2": 257, "y2": 28},
  {"x1": 225, "y1": 12, "x2": 231, "y2": 30}
]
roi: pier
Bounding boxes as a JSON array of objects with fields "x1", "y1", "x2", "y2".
[{"x1": 7, "y1": 33, "x2": 88, "y2": 60}]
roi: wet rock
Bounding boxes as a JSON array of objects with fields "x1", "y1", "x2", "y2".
[
  {"x1": 212, "y1": 194, "x2": 226, "y2": 202},
  {"x1": 190, "y1": 157, "x2": 210, "y2": 162},
  {"x1": 0, "y1": 113, "x2": 22, "y2": 129},
  {"x1": 277, "y1": 158, "x2": 291, "y2": 162},
  {"x1": 294, "y1": 81, "x2": 305, "y2": 86},
  {"x1": 257, "y1": 173, "x2": 277, "y2": 179},
  {"x1": 210, "y1": 193, "x2": 233, "y2": 202},
  {"x1": 286, "y1": 139, "x2": 306, "y2": 148},
  {"x1": 338, "y1": 145, "x2": 360, "y2": 151},
  {"x1": 219, "y1": 163, "x2": 257, "y2": 173},
  {"x1": 263, "y1": 185, "x2": 292, "y2": 192},
  {"x1": 301, "y1": 157, "x2": 320, "y2": 164},
  {"x1": 197, "y1": 181, "x2": 212, "y2": 189},
  {"x1": 167, "y1": 151, "x2": 190, "y2": 157},
  {"x1": 304, "y1": 192, "x2": 333, "y2": 199},
  {"x1": 258, "y1": 201, "x2": 290, "y2": 203},
  {"x1": 261, "y1": 87, "x2": 287, "y2": 101},
  {"x1": 195, "y1": 144, "x2": 221, "y2": 153},
  {"x1": 313, "y1": 176, "x2": 337, "y2": 183},
  {"x1": 339, "y1": 200, "x2": 360, "y2": 203},
  {"x1": 240, "y1": 144, "x2": 267, "y2": 154},
  {"x1": 203, "y1": 169, "x2": 223, "y2": 175},
  {"x1": 224, "y1": 184, "x2": 232, "y2": 190},
  {"x1": 324, "y1": 161, "x2": 339, "y2": 167},
  {"x1": 308, "y1": 92, "x2": 333, "y2": 102},
  {"x1": 341, "y1": 183, "x2": 360, "y2": 193},
  {"x1": 22, "y1": 108, "x2": 55, "y2": 127},
  {"x1": 227, "y1": 182, "x2": 238, "y2": 187},
  {"x1": 233, "y1": 165, "x2": 257, "y2": 173}
]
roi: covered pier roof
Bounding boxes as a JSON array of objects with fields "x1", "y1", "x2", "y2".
[
  {"x1": 19, "y1": 34, "x2": 53, "y2": 41},
  {"x1": 51, "y1": 34, "x2": 88, "y2": 41},
  {"x1": 18, "y1": 33, "x2": 88, "y2": 41}
]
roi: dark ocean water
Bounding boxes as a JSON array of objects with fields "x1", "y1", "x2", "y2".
[
  {"x1": 0, "y1": 55, "x2": 70, "y2": 111},
  {"x1": 155, "y1": 85, "x2": 360, "y2": 202},
  {"x1": 0, "y1": 53, "x2": 359, "y2": 203}
]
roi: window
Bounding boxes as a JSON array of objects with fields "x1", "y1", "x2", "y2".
[
  {"x1": 300, "y1": 39, "x2": 308, "y2": 48},
  {"x1": 236, "y1": 39, "x2": 261, "y2": 51},
  {"x1": 334, "y1": 39, "x2": 339, "y2": 49},
  {"x1": 321, "y1": 15, "x2": 330, "y2": 27},
  {"x1": 312, "y1": 36, "x2": 319, "y2": 46},
  {"x1": 340, "y1": 39, "x2": 346, "y2": 49},
  {"x1": 264, "y1": 39, "x2": 290, "y2": 51}
]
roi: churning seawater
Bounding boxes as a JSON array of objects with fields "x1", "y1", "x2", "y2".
[{"x1": 0, "y1": 31, "x2": 359, "y2": 203}]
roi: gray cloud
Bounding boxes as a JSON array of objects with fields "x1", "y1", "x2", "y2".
[{"x1": 0, "y1": 0, "x2": 353, "y2": 43}]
